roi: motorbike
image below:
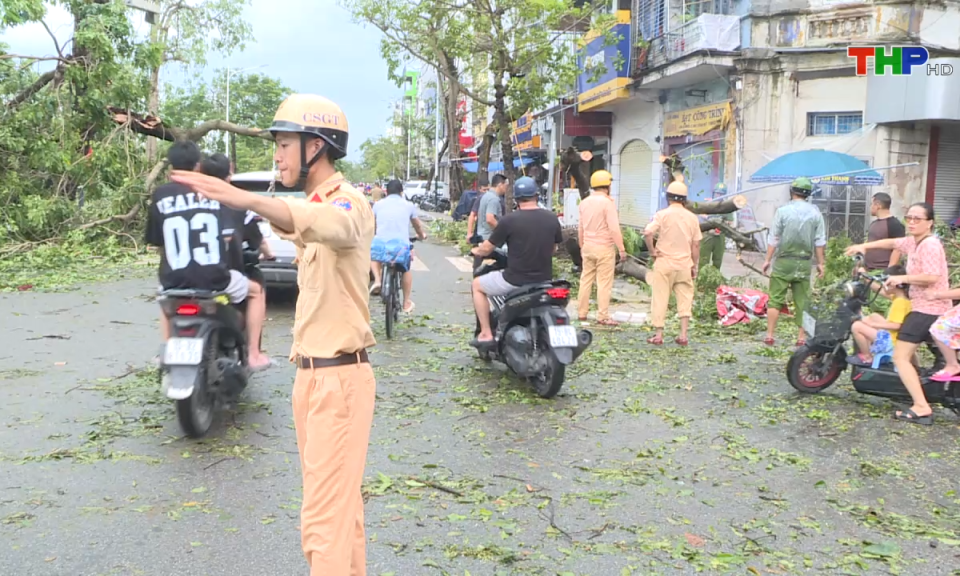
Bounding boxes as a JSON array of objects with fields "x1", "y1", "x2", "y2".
[
  {"x1": 471, "y1": 250, "x2": 593, "y2": 398},
  {"x1": 157, "y1": 250, "x2": 260, "y2": 438},
  {"x1": 785, "y1": 256, "x2": 960, "y2": 414}
]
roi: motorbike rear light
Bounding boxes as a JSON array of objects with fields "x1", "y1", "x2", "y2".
[
  {"x1": 177, "y1": 327, "x2": 198, "y2": 337},
  {"x1": 546, "y1": 287, "x2": 570, "y2": 299},
  {"x1": 177, "y1": 304, "x2": 200, "y2": 316}
]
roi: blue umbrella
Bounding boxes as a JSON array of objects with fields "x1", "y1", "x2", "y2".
[{"x1": 749, "y1": 149, "x2": 883, "y2": 186}]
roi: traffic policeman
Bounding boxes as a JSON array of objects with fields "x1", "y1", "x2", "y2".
[{"x1": 170, "y1": 93, "x2": 376, "y2": 576}]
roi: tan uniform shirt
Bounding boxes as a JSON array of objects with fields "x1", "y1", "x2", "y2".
[
  {"x1": 644, "y1": 203, "x2": 703, "y2": 271},
  {"x1": 271, "y1": 172, "x2": 376, "y2": 360},
  {"x1": 578, "y1": 193, "x2": 625, "y2": 250}
]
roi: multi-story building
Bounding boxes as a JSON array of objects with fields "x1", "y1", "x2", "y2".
[{"x1": 575, "y1": 0, "x2": 960, "y2": 239}]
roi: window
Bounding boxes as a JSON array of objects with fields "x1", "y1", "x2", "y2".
[{"x1": 807, "y1": 112, "x2": 863, "y2": 136}]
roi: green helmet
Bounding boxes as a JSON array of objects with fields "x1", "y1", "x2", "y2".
[{"x1": 791, "y1": 177, "x2": 814, "y2": 195}]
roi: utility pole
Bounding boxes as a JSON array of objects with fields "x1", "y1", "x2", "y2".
[
  {"x1": 406, "y1": 106, "x2": 411, "y2": 181},
  {"x1": 546, "y1": 116, "x2": 556, "y2": 211},
  {"x1": 433, "y1": 85, "x2": 440, "y2": 187}
]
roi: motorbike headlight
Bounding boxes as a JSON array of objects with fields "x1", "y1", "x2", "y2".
[{"x1": 844, "y1": 281, "x2": 857, "y2": 298}]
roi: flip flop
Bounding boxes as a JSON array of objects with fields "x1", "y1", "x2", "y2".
[
  {"x1": 893, "y1": 408, "x2": 934, "y2": 426},
  {"x1": 930, "y1": 369, "x2": 960, "y2": 382},
  {"x1": 675, "y1": 337, "x2": 689, "y2": 347},
  {"x1": 469, "y1": 339, "x2": 496, "y2": 349},
  {"x1": 647, "y1": 336, "x2": 663, "y2": 346},
  {"x1": 795, "y1": 339, "x2": 807, "y2": 347},
  {"x1": 597, "y1": 319, "x2": 619, "y2": 327},
  {"x1": 403, "y1": 302, "x2": 416, "y2": 314},
  {"x1": 763, "y1": 337, "x2": 775, "y2": 346}
]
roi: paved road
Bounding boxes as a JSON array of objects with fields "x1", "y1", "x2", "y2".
[{"x1": 2, "y1": 240, "x2": 960, "y2": 575}]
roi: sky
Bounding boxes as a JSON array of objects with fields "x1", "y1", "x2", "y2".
[{"x1": 0, "y1": 0, "x2": 402, "y2": 157}]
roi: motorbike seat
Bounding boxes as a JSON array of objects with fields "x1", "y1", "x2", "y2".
[
  {"x1": 504, "y1": 282, "x2": 555, "y2": 300},
  {"x1": 158, "y1": 288, "x2": 225, "y2": 300}
]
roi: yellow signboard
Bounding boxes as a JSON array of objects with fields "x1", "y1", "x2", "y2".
[
  {"x1": 516, "y1": 134, "x2": 541, "y2": 152},
  {"x1": 663, "y1": 101, "x2": 732, "y2": 138}
]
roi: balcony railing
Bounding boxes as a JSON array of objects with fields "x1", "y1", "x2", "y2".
[{"x1": 634, "y1": 12, "x2": 740, "y2": 75}]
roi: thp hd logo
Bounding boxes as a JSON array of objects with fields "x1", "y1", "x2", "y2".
[{"x1": 848, "y1": 46, "x2": 954, "y2": 76}]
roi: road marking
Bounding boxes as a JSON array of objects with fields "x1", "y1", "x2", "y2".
[
  {"x1": 446, "y1": 257, "x2": 475, "y2": 273},
  {"x1": 410, "y1": 258, "x2": 429, "y2": 272}
]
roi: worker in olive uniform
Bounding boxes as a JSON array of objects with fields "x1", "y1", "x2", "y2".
[
  {"x1": 699, "y1": 182, "x2": 734, "y2": 270},
  {"x1": 171, "y1": 94, "x2": 376, "y2": 576}
]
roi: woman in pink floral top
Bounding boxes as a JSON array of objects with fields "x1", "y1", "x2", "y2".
[{"x1": 846, "y1": 203, "x2": 950, "y2": 425}]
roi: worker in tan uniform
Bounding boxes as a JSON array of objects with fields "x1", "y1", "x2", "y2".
[
  {"x1": 576, "y1": 170, "x2": 627, "y2": 325},
  {"x1": 170, "y1": 94, "x2": 376, "y2": 576},
  {"x1": 644, "y1": 180, "x2": 702, "y2": 346}
]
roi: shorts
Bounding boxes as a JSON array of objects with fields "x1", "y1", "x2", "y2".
[
  {"x1": 870, "y1": 330, "x2": 894, "y2": 355},
  {"x1": 930, "y1": 304, "x2": 960, "y2": 350},
  {"x1": 224, "y1": 270, "x2": 250, "y2": 304},
  {"x1": 476, "y1": 270, "x2": 519, "y2": 297},
  {"x1": 897, "y1": 311, "x2": 938, "y2": 344},
  {"x1": 371, "y1": 238, "x2": 412, "y2": 272}
]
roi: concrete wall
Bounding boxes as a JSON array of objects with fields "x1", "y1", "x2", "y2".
[{"x1": 605, "y1": 95, "x2": 662, "y2": 209}]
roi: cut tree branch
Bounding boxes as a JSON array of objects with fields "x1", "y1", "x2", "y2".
[
  {"x1": 686, "y1": 195, "x2": 748, "y2": 215},
  {"x1": 77, "y1": 159, "x2": 168, "y2": 230},
  {"x1": 108, "y1": 107, "x2": 270, "y2": 142}
]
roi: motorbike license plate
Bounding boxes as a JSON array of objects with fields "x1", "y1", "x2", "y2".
[
  {"x1": 163, "y1": 338, "x2": 204, "y2": 365},
  {"x1": 548, "y1": 325, "x2": 578, "y2": 348},
  {"x1": 802, "y1": 312, "x2": 817, "y2": 337}
]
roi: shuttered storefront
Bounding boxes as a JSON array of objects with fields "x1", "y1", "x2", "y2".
[
  {"x1": 933, "y1": 126, "x2": 960, "y2": 222},
  {"x1": 617, "y1": 140, "x2": 654, "y2": 228}
]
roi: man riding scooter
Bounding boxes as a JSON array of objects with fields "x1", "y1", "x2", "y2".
[{"x1": 469, "y1": 176, "x2": 564, "y2": 348}]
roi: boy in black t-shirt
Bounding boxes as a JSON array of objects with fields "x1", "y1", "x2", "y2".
[
  {"x1": 198, "y1": 153, "x2": 272, "y2": 370},
  {"x1": 145, "y1": 142, "x2": 250, "y2": 344}
]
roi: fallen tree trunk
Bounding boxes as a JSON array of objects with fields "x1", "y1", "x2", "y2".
[
  {"x1": 686, "y1": 195, "x2": 747, "y2": 215},
  {"x1": 616, "y1": 256, "x2": 648, "y2": 283},
  {"x1": 699, "y1": 220, "x2": 763, "y2": 252}
]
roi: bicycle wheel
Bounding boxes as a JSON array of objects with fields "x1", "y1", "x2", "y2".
[
  {"x1": 384, "y1": 271, "x2": 395, "y2": 339},
  {"x1": 394, "y1": 271, "x2": 403, "y2": 319}
]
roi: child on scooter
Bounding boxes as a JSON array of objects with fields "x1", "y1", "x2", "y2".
[
  {"x1": 852, "y1": 265, "x2": 911, "y2": 364},
  {"x1": 928, "y1": 287, "x2": 960, "y2": 381}
]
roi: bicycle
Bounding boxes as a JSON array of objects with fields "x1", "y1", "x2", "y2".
[{"x1": 380, "y1": 237, "x2": 418, "y2": 339}]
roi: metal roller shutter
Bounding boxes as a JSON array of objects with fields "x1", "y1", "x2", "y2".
[
  {"x1": 617, "y1": 140, "x2": 654, "y2": 228},
  {"x1": 934, "y1": 126, "x2": 960, "y2": 222}
]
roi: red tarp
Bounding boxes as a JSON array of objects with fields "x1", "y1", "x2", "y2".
[{"x1": 716, "y1": 285, "x2": 791, "y2": 326}]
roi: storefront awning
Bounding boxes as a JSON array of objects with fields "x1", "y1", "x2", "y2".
[{"x1": 462, "y1": 157, "x2": 536, "y2": 173}]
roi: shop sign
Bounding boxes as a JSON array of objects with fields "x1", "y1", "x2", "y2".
[{"x1": 663, "y1": 101, "x2": 732, "y2": 138}]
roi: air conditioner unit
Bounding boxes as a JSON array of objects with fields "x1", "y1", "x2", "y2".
[{"x1": 125, "y1": 0, "x2": 160, "y2": 23}]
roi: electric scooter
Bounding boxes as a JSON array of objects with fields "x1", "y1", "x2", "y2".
[{"x1": 785, "y1": 256, "x2": 960, "y2": 414}]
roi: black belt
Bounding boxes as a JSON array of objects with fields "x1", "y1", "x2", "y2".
[{"x1": 297, "y1": 349, "x2": 369, "y2": 369}]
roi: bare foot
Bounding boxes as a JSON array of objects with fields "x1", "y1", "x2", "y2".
[{"x1": 248, "y1": 354, "x2": 273, "y2": 372}]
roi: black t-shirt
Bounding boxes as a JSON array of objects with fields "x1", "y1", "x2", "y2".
[
  {"x1": 865, "y1": 216, "x2": 906, "y2": 270},
  {"x1": 488, "y1": 208, "x2": 563, "y2": 286},
  {"x1": 145, "y1": 182, "x2": 232, "y2": 291},
  {"x1": 219, "y1": 207, "x2": 264, "y2": 272}
]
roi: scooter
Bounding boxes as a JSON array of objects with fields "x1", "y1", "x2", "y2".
[
  {"x1": 785, "y1": 256, "x2": 960, "y2": 414},
  {"x1": 471, "y1": 250, "x2": 593, "y2": 398},
  {"x1": 157, "y1": 252, "x2": 259, "y2": 438}
]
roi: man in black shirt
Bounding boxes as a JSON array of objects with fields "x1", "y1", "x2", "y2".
[
  {"x1": 145, "y1": 142, "x2": 250, "y2": 343},
  {"x1": 864, "y1": 192, "x2": 906, "y2": 270},
  {"x1": 199, "y1": 153, "x2": 272, "y2": 370},
  {"x1": 470, "y1": 176, "x2": 563, "y2": 344}
]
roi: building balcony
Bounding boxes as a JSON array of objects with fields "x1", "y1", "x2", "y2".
[
  {"x1": 634, "y1": 13, "x2": 740, "y2": 73},
  {"x1": 632, "y1": 13, "x2": 740, "y2": 89}
]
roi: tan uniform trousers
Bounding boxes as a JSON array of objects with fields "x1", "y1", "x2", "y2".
[
  {"x1": 577, "y1": 244, "x2": 617, "y2": 321},
  {"x1": 649, "y1": 267, "x2": 695, "y2": 328},
  {"x1": 292, "y1": 362, "x2": 376, "y2": 576}
]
